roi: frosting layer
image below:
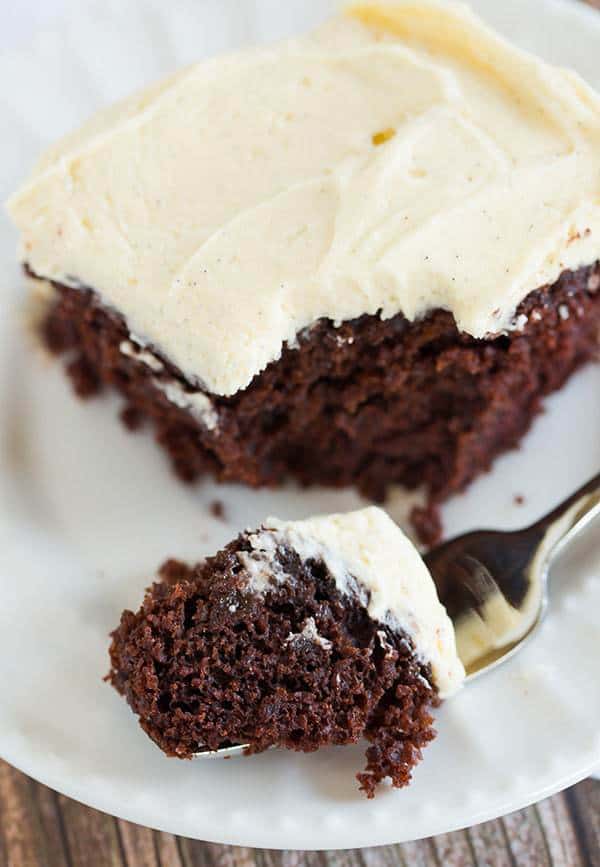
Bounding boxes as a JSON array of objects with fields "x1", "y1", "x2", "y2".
[
  {"x1": 8, "y1": 1, "x2": 600, "y2": 396},
  {"x1": 240, "y1": 507, "x2": 465, "y2": 698}
]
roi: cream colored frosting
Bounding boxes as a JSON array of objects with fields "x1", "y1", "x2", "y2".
[
  {"x1": 239, "y1": 507, "x2": 465, "y2": 698},
  {"x1": 7, "y1": 1, "x2": 600, "y2": 396}
]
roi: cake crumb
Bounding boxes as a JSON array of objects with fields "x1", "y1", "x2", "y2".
[
  {"x1": 210, "y1": 500, "x2": 226, "y2": 521},
  {"x1": 66, "y1": 356, "x2": 100, "y2": 398},
  {"x1": 411, "y1": 503, "x2": 442, "y2": 548},
  {"x1": 120, "y1": 404, "x2": 144, "y2": 431},
  {"x1": 158, "y1": 558, "x2": 195, "y2": 586},
  {"x1": 514, "y1": 494, "x2": 525, "y2": 506}
]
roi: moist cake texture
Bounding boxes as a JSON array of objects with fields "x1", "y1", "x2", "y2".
[
  {"x1": 107, "y1": 508, "x2": 464, "y2": 796},
  {"x1": 39, "y1": 264, "x2": 600, "y2": 542},
  {"x1": 7, "y1": 1, "x2": 600, "y2": 540}
]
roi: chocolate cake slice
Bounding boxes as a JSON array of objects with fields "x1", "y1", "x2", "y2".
[
  {"x1": 108, "y1": 508, "x2": 464, "y2": 796},
  {"x1": 8, "y1": 2, "x2": 600, "y2": 541}
]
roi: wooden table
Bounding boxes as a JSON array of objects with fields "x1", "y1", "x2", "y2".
[
  {"x1": 3, "y1": 1, "x2": 600, "y2": 864},
  {"x1": 0, "y1": 761, "x2": 598, "y2": 865}
]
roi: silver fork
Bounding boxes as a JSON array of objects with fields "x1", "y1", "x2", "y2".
[
  {"x1": 195, "y1": 472, "x2": 600, "y2": 758},
  {"x1": 424, "y1": 471, "x2": 600, "y2": 678}
]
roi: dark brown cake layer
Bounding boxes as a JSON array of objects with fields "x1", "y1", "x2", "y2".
[
  {"x1": 108, "y1": 536, "x2": 437, "y2": 797},
  {"x1": 35, "y1": 263, "x2": 600, "y2": 543}
]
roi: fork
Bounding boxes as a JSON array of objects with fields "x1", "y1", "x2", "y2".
[
  {"x1": 195, "y1": 472, "x2": 600, "y2": 758},
  {"x1": 425, "y1": 470, "x2": 600, "y2": 678}
]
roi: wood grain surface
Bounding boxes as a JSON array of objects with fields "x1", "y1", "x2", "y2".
[{"x1": 2, "y1": 0, "x2": 600, "y2": 864}]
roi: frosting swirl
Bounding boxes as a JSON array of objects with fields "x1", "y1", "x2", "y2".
[{"x1": 8, "y1": 1, "x2": 600, "y2": 395}]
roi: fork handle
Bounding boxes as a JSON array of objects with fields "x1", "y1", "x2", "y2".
[{"x1": 530, "y1": 471, "x2": 600, "y2": 562}]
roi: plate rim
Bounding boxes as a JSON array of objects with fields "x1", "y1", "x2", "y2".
[{"x1": 2, "y1": 746, "x2": 597, "y2": 850}]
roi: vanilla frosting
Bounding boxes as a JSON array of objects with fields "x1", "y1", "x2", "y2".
[
  {"x1": 239, "y1": 507, "x2": 465, "y2": 698},
  {"x1": 7, "y1": 1, "x2": 600, "y2": 396}
]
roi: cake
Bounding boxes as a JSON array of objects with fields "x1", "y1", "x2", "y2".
[
  {"x1": 107, "y1": 507, "x2": 465, "y2": 796},
  {"x1": 8, "y1": 1, "x2": 600, "y2": 542}
]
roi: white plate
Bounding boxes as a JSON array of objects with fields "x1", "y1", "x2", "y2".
[{"x1": 1, "y1": 0, "x2": 600, "y2": 850}]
